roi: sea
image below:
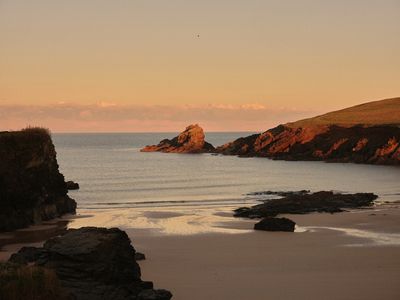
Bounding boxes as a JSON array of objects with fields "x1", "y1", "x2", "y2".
[
  {"x1": 53, "y1": 132, "x2": 400, "y2": 234},
  {"x1": 54, "y1": 132, "x2": 400, "y2": 212}
]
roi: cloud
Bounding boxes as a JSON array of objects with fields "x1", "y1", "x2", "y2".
[{"x1": 0, "y1": 103, "x2": 320, "y2": 132}]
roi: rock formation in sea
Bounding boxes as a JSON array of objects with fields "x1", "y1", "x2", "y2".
[
  {"x1": 10, "y1": 227, "x2": 172, "y2": 300},
  {"x1": 234, "y1": 191, "x2": 377, "y2": 219},
  {"x1": 216, "y1": 97, "x2": 400, "y2": 165},
  {"x1": 235, "y1": 191, "x2": 377, "y2": 232},
  {"x1": 141, "y1": 124, "x2": 215, "y2": 153},
  {"x1": 0, "y1": 127, "x2": 77, "y2": 232}
]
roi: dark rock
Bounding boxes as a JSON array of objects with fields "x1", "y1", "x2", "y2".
[
  {"x1": 0, "y1": 128, "x2": 76, "y2": 232},
  {"x1": 235, "y1": 191, "x2": 378, "y2": 218},
  {"x1": 137, "y1": 289, "x2": 173, "y2": 300},
  {"x1": 66, "y1": 181, "x2": 80, "y2": 190},
  {"x1": 254, "y1": 217, "x2": 296, "y2": 232},
  {"x1": 141, "y1": 124, "x2": 215, "y2": 153},
  {"x1": 9, "y1": 227, "x2": 172, "y2": 300},
  {"x1": 9, "y1": 246, "x2": 46, "y2": 264},
  {"x1": 135, "y1": 252, "x2": 146, "y2": 261}
]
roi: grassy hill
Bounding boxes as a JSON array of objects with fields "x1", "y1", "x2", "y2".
[{"x1": 287, "y1": 97, "x2": 400, "y2": 128}]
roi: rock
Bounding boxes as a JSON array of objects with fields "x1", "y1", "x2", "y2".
[
  {"x1": 215, "y1": 98, "x2": 400, "y2": 165},
  {"x1": 135, "y1": 252, "x2": 146, "y2": 261},
  {"x1": 66, "y1": 180, "x2": 80, "y2": 190},
  {"x1": 0, "y1": 127, "x2": 76, "y2": 232},
  {"x1": 254, "y1": 217, "x2": 296, "y2": 232},
  {"x1": 137, "y1": 289, "x2": 173, "y2": 300},
  {"x1": 141, "y1": 124, "x2": 215, "y2": 153},
  {"x1": 9, "y1": 227, "x2": 172, "y2": 300},
  {"x1": 234, "y1": 191, "x2": 378, "y2": 218}
]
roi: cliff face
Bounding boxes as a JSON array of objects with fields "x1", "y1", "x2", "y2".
[
  {"x1": 216, "y1": 124, "x2": 400, "y2": 165},
  {"x1": 216, "y1": 98, "x2": 400, "y2": 165},
  {"x1": 141, "y1": 124, "x2": 215, "y2": 153},
  {"x1": 0, "y1": 128, "x2": 76, "y2": 232}
]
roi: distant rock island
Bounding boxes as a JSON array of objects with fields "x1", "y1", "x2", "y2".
[
  {"x1": 0, "y1": 127, "x2": 77, "y2": 231},
  {"x1": 141, "y1": 124, "x2": 215, "y2": 153},
  {"x1": 216, "y1": 97, "x2": 400, "y2": 165},
  {"x1": 141, "y1": 97, "x2": 400, "y2": 165}
]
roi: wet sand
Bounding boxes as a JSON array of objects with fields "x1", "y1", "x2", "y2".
[
  {"x1": 131, "y1": 205, "x2": 400, "y2": 300},
  {"x1": 1, "y1": 204, "x2": 400, "y2": 299}
]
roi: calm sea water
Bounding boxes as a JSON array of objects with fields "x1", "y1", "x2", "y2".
[{"x1": 53, "y1": 133, "x2": 400, "y2": 210}]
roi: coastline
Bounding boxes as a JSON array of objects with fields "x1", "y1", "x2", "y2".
[{"x1": 1, "y1": 202, "x2": 400, "y2": 299}]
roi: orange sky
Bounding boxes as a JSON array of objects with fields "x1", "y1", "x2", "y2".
[{"x1": 1, "y1": 1, "x2": 399, "y2": 132}]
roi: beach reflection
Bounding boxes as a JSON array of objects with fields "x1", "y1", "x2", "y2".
[{"x1": 68, "y1": 207, "x2": 252, "y2": 235}]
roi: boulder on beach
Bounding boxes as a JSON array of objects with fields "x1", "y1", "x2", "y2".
[
  {"x1": 254, "y1": 217, "x2": 296, "y2": 232},
  {"x1": 141, "y1": 124, "x2": 215, "y2": 153},
  {"x1": 9, "y1": 227, "x2": 172, "y2": 300}
]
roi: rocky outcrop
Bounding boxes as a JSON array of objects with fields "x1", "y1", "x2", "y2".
[
  {"x1": 216, "y1": 98, "x2": 400, "y2": 165},
  {"x1": 216, "y1": 124, "x2": 400, "y2": 164},
  {"x1": 141, "y1": 124, "x2": 215, "y2": 153},
  {"x1": 66, "y1": 180, "x2": 80, "y2": 190},
  {"x1": 9, "y1": 227, "x2": 172, "y2": 300},
  {"x1": 254, "y1": 217, "x2": 296, "y2": 232},
  {"x1": 234, "y1": 191, "x2": 377, "y2": 219},
  {"x1": 0, "y1": 128, "x2": 76, "y2": 232}
]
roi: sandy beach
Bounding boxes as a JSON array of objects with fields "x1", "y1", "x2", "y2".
[{"x1": 1, "y1": 202, "x2": 400, "y2": 300}]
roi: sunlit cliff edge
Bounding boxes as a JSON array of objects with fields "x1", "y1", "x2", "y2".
[
  {"x1": 216, "y1": 97, "x2": 400, "y2": 165},
  {"x1": 142, "y1": 98, "x2": 400, "y2": 165}
]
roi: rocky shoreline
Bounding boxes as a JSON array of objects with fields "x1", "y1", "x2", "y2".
[
  {"x1": 0, "y1": 128, "x2": 173, "y2": 299},
  {"x1": 234, "y1": 191, "x2": 378, "y2": 232},
  {"x1": 8, "y1": 227, "x2": 172, "y2": 300},
  {"x1": 216, "y1": 124, "x2": 400, "y2": 165},
  {"x1": 141, "y1": 124, "x2": 400, "y2": 165},
  {"x1": 141, "y1": 98, "x2": 400, "y2": 165}
]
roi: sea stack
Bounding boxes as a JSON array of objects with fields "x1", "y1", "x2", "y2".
[{"x1": 141, "y1": 124, "x2": 215, "y2": 153}]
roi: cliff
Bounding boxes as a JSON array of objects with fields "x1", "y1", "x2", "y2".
[
  {"x1": 216, "y1": 98, "x2": 400, "y2": 165},
  {"x1": 141, "y1": 124, "x2": 215, "y2": 153},
  {"x1": 0, "y1": 127, "x2": 76, "y2": 232}
]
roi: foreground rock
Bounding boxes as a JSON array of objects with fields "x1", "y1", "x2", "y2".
[
  {"x1": 141, "y1": 124, "x2": 215, "y2": 153},
  {"x1": 0, "y1": 127, "x2": 76, "y2": 232},
  {"x1": 216, "y1": 97, "x2": 400, "y2": 165},
  {"x1": 66, "y1": 180, "x2": 80, "y2": 190},
  {"x1": 235, "y1": 191, "x2": 378, "y2": 219},
  {"x1": 254, "y1": 217, "x2": 296, "y2": 232},
  {"x1": 10, "y1": 227, "x2": 172, "y2": 300}
]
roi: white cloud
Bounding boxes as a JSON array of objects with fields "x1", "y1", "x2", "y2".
[{"x1": 0, "y1": 103, "x2": 320, "y2": 132}]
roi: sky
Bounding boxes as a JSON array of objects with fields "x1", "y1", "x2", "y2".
[{"x1": 1, "y1": 0, "x2": 399, "y2": 132}]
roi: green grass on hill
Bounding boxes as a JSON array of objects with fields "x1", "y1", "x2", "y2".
[{"x1": 287, "y1": 97, "x2": 400, "y2": 128}]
